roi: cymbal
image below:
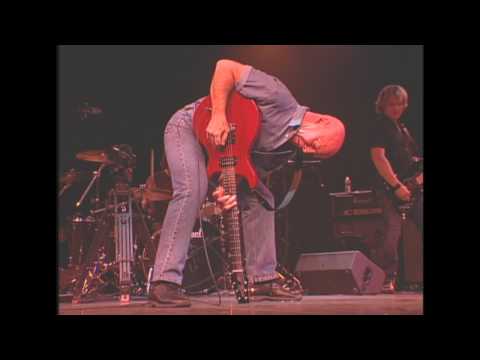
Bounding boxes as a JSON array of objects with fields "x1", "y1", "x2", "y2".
[
  {"x1": 60, "y1": 169, "x2": 82, "y2": 185},
  {"x1": 76, "y1": 150, "x2": 112, "y2": 164}
]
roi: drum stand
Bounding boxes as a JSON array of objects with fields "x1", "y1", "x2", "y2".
[
  {"x1": 71, "y1": 180, "x2": 153, "y2": 304},
  {"x1": 113, "y1": 183, "x2": 135, "y2": 303},
  {"x1": 62, "y1": 164, "x2": 105, "y2": 273},
  {"x1": 58, "y1": 169, "x2": 80, "y2": 198},
  {"x1": 76, "y1": 163, "x2": 106, "y2": 210}
]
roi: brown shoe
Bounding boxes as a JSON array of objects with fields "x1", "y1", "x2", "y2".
[
  {"x1": 382, "y1": 277, "x2": 397, "y2": 294},
  {"x1": 250, "y1": 278, "x2": 303, "y2": 302},
  {"x1": 148, "y1": 281, "x2": 191, "y2": 308}
]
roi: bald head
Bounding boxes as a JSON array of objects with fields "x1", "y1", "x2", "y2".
[{"x1": 291, "y1": 112, "x2": 345, "y2": 159}]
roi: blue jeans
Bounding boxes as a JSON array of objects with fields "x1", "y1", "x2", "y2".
[{"x1": 152, "y1": 103, "x2": 278, "y2": 285}]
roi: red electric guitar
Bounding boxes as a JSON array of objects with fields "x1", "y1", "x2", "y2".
[{"x1": 193, "y1": 91, "x2": 261, "y2": 303}]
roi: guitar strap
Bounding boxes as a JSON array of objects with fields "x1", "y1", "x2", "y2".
[
  {"x1": 398, "y1": 122, "x2": 421, "y2": 160},
  {"x1": 252, "y1": 148, "x2": 306, "y2": 212}
]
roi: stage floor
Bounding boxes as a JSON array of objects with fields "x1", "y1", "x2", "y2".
[{"x1": 58, "y1": 292, "x2": 423, "y2": 315}]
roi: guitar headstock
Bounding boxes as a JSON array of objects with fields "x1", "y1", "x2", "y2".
[{"x1": 232, "y1": 278, "x2": 249, "y2": 304}]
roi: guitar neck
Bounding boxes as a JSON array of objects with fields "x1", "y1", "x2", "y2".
[
  {"x1": 220, "y1": 167, "x2": 243, "y2": 271},
  {"x1": 220, "y1": 163, "x2": 249, "y2": 303}
]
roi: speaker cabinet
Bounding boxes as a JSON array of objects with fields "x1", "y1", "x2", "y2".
[{"x1": 295, "y1": 251, "x2": 386, "y2": 294}]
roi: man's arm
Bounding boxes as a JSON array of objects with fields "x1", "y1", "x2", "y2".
[
  {"x1": 371, "y1": 147, "x2": 411, "y2": 201},
  {"x1": 206, "y1": 59, "x2": 249, "y2": 146},
  {"x1": 210, "y1": 59, "x2": 249, "y2": 117},
  {"x1": 370, "y1": 148, "x2": 400, "y2": 187}
]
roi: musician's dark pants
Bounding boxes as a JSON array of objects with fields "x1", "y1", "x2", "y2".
[
  {"x1": 410, "y1": 192, "x2": 423, "y2": 233},
  {"x1": 374, "y1": 190, "x2": 423, "y2": 278},
  {"x1": 151, "y1": 104, "x2": 278, "y2": 286}
]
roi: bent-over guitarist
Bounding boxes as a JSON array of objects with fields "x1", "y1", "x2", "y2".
[{"x1": 148, "y1": 59, "x2": 346, "y2": 307}]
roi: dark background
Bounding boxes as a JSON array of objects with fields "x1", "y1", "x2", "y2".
[{"x1": 58, "y1": 45, "x2": 423, "y2": 268}]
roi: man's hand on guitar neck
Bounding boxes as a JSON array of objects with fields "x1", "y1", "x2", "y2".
[
  {"x1": 395, "y1": 184, "x2": 412, "y2": 202},
  {"x1": 212, "y1": 186, "x2": 237, "y2": 211},
  {"x1": 206, "y1": 113, "x2": 230, "y2": 146}
]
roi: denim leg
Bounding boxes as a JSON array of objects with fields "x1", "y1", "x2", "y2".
[
  {"x1": 240, "y1": 190, "x2": 278, "y2": 284},
  {"x1": 151, "y1": 113, "x2": 208, "y2": 285}
]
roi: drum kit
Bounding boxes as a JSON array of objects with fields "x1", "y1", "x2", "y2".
[
  {"x1": 58, "y1": 145, "x2": 227, "y2": 304},
  {"x1": 59, "y1": 145, "x2": 303, "y2": 304}
]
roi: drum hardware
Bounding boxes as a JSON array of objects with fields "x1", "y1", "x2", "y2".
[
  {"x1": 74, "y1": 145, "x2": 135, "y2": 210},
  {"x1": 59, "y1": 169, "x2": 82, "y2": 197},
  {"x1": 69, "y1": 215, "x2": 96, "y2": 267},
  {"x1": 143, "y1": 170, "x2": 173, "y2": 202},
  {"x1": 109, "y1": 144, "x2": 136, "y2": 169},
  {"x1": 90, "y1": 201, "x2": 129, "y2": 215},
  {"x1": 150, "y1": 148, "x2": 155, "y2": 179},
  {"x1": 76, "y1": 150, "x2": 113, "y2": 164},
  {"x1": 61, "y1": 146, "x2": 253, "y2": 302},
  {"x1": 89, "y1": 186, "x2": 146, "y2": 215},
  {"x1": 75, "y1": 163, "x2": 108, "y2": 209},
  {"x1": 70, "y1": 189, "x2": 153, "y2": 303},
  {"x1": 143, "y1": 189, "x2": 172, "y2": 202},
  {"x1": 68, "y1": 145, "x2": 158, "y2": 304},
  {"x1": 71, "y1": 184, "x2": 155, "y2": 304},
  {"x1": 112, "y1": 183, "x2": 135, "y2": 303}
]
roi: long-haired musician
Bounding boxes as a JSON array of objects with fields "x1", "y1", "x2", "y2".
[{"x1": 369, "y1": 85, "x2": 423, "y2": 293}]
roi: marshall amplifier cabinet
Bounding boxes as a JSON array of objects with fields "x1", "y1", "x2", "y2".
[
  {"x1": 329, "y1": 190, "x2": 385, "y2": 253},
  {"x1": 330, "y1": 190, "x2": 383, "y2": 218}
]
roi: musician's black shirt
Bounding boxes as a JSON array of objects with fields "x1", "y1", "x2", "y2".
[{"x1": 369, "y1": 115, "x2": 420, "y2": 187}]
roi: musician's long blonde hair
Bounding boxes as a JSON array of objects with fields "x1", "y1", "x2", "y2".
[{"x1": 375, "y1": 85, "x2": 409, "y2": 114}]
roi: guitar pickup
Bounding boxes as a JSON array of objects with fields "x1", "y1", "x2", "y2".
[{"x1": 220, "y1": 157, "x2": 238, "y2": 168}]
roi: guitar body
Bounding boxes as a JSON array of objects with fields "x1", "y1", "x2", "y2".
[
  {"x1": 193, "y1": 92, "x2": 261, "y2": 189},
  {"x1": 193, "y1": 91, "x2": 261, "y2": 304},
  {"x1": 386, "y1": 172, "x2": 423, "y2": 214}
]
